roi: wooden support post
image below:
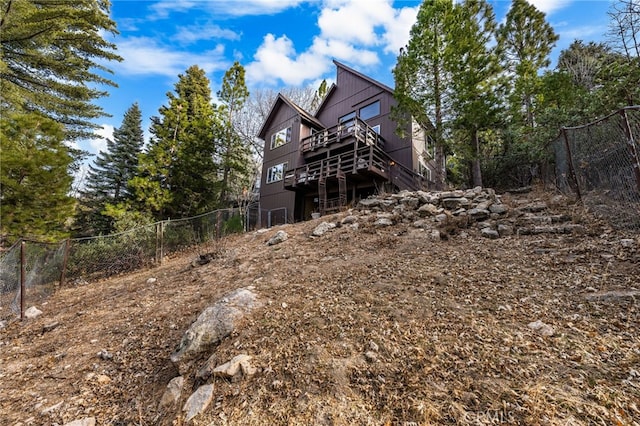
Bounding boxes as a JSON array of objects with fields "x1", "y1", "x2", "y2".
[
  {"x1": 59, "y1": 239, "x2": 71, "y2": 287},
  {"x1": 620, "y1": 109, "x2": 640, "y2": 192},
  {"x1": 562, "y1": 127, "x2": 582, "y2": 201},
  {"x1": 20, "y1": 240, "x2": 25, "y2": 321}
]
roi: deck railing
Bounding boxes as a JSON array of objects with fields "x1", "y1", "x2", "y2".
[
  {"x1": 284, "y1": 145, "x2": 389, "y2": 188},
  {"x1": 300, "y1": 117, "x2": 385, "y2": 153}
]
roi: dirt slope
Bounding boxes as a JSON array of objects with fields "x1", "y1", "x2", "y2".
[{"x1": 1, "y1": 190, "x2": 639, "y2": 426}]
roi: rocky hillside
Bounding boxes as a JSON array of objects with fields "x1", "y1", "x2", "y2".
[{"x1": 0, "y1": 188, "x2": 638, "y2": 425}]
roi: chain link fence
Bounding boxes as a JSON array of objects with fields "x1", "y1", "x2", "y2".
[
  {"x1": 554, "y1": 106, "x2": 640, "y2": 229},
  {"x1": 0, "y1": 207, "x2": 260, "y2": 320},
  {"x1": 0, "y1": 239, "x2": 67, "y2": 321}
]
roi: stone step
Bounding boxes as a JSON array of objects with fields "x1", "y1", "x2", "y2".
[
  {"x1": 517, "y1": 224, "x2": 586, "y2": 235},
  {"x1": 517, "y1": 214, "x2": 573, "y2": 225}
]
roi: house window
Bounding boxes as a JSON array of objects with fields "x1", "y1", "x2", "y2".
[
  {"x1": 266, "y1": 162, "x2": 287, "y2": 184},
  {"x1": 371, "y1": 124, "x2": 380, "y2": 134},
  {"x1": 359, "y1": 100, "x2": 380, "y2": 120},
  {"x1": 339, "y1": 111, "x2": 356, "y2": 124},
  {"x1": 270, "y1": 127, "x2": 291, "y2": 150},
  {"x1": 418, "y1": 161, "x2": 432, "y2": 181},
  {"x1": 424, "y1": 134, "x2": 435, "y2": 158}
]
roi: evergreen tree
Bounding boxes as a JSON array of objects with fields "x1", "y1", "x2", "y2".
[
  {"x1": 76, "y1": 103, "x2": 145, "y2": 235},
  {"x1": 216, "y1": 61, "x2": 251, "y2": 205},
  {"x1": 446, "y1": 0, "x2": 502, "y2": 188},
  {"x1": 131, "y1": 65, "x2": 218, "y2": 219},
  {"x1": 0, "y1": 112, "x2": 75, "y2": 242},
  {"x1": 497, "y1": 0, "x2": 558, "y2": 128},
  {"x1": 0, "y1": 0, "x2": 121, "y2": 139},
  {"x1": 393, "y1": 0, "x2": 455, "y2": 189}
]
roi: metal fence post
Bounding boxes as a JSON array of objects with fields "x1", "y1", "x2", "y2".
[
  {"x1": 20, "y1": 240, "x2": 25, "y2": 320},
  {"x1": 620, "y1": 108, "x2": 640, "y2": 192},
  {"x1": 59, "y1": 239, "x2": 71, "y2": 287},
  {"x1": 562, "y1": 127, "x2": 582, "y2": 201}
]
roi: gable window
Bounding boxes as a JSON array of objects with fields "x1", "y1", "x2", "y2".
[
  {"x1": 270, "y1": 127, "x2": 291, "y2": 150},
  {"x1": 359, "y1": 100, "x2": 380, "y2": 120},
  {"x1": 266, "y1": 162, "x2": 287, "y2": 184}
]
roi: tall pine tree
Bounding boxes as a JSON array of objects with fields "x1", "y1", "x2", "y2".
[
  {"x1": 0, "y1": 112, "x2": 75, "y2": 242},
  {"x1": 0, "y1": 0, "x2": 121, "y2": 139},
  {"x1": 497, "y1": 0, "x2": 558, "y2": 128},
  {"x1": 131, "y1": 65, "x2": 219, "y2": 219},
  {"x1": 76, "y1": 103, "x2": 145, "y2": 235},
  {"x1": 447, "y1": 0, "x2": 502, "y2": 187},
  {"x1": 393, "y1": 0, "x2": 455, "y2": 189},
  {"x1": 216, "y1": 61, "x2": 251, "y2": 205}
]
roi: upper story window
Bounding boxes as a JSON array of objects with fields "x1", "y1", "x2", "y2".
[
  {"x1": 266, "y1": 162, "x2": 287, "y2": 184},
  {"x1": 339, "y1": 111, "x2": 356, "y2": 124},
  {"x1": 270, "y1": 127, "x2": 291, "y2": 150},
  {"x1": 359, "y1": 100, "x2": 380, "y2": 120},
  {"x1": 371, "y1": 124, "x2": 380, "y2": 134}
]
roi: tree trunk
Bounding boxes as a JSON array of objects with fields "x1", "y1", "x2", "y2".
[{"x1": 471, "y1": 130, "x2": 483, "y2": 188}]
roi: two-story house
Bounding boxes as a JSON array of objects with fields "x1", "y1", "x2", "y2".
[{"x1": 257, "y1": 60, "x2": 437, "y2": 226}]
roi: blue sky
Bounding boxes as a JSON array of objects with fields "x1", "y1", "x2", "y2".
[{"x1": 81, "y1": 0, "x2": 614, "y2": 162}]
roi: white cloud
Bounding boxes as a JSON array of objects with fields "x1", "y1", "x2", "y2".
[
  {"x1": 245, "y1": 0, "x2": 418, "y2": 87},
  {"x1": 114, "y1": 37, "x2": 230, "y2": 77},
  {"x1": 527, "y1": 0, "x2": 573, "y2": 15},
  {"x1": 381, "y1": 4, "x2": 419, "y2": 54},
  {"x1": 150, "y1": 0, "x2": 306, "y2": 18},
  {"x1": 174, "y1": 24, "x2": 241, "y2": 44},
  {"x1": 246, "y1": 34, "x2": 333, "y2": 86},
  {"x1": 91, "y1": 124, "x2": 114, "y2": 154}
]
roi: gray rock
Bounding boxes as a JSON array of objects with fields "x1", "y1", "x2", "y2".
[
  {"x1": 440, "y1": 190, "x2": 464, "y2": 199},
  {"x1": 411, "y1": 219, "x2": 430, "y2": 229},
  {"x1": 481, "y1": 228, "x2": 499, "y2": 239},
  {"x1": 183, "y1": 384, "x2": 215, "y2": 422},
  {"x1": 312, "y1": 221, "x2": 337, "y2": 237},
  {"x1": 171, "y1": 288, "x2": 261, "y2": 366},
  {"x1": 475, "y1": 201, "x2": 491, "y2": 210},
  {"x1": 266, "y1": 230, "x2": 288, "y2": 246},
  {"x1": 528, "y1": 320, "x2": 555, "y2": 337},
  {"x1": 497, "y1": 224, "x2": 514, "y2": 236},
  {"x1": 620, "y1": 239, "x2": 636, "y2": 248},
  {"x1": 0, "y1": 320, "x2": 6, "y2": 330},
  {"x1": 374, "y1": 218, "x2": 394, "y2": 227},
  {"x1": 63, "y1": 418, "x2": 96, "y2": 426},
  {"x1": 358, "y1": 198, "x2": 381, "y2": 208},
  {"x1": 489, "y1": 204, "x2": 508, "y2": 215},
  {"x1": 429, "y1": 230, "x2": 441, "y2": 241},
  {"x1": 522, "y1": 202, "x2": 548, "y2": 213},
  {"x1": 213, "y1": 354, "x2": 256, "y2": 378},
  {"x1": 159, "y1": 376, "x2": 184, "y2": 410},
  {"x1": 435, "y1": 213, "x2": 448, "y2": 223},
  {"x1": 468, "y1": 208, "x2": 490, "y2": 221},
  {"x1": 400, "y1": 196, "x2": 419, "y2": 209},
  {"x1": 24, "y1": 306, "x2": 43, "y2": 319},
  {"x1": 341, "y1": 215, "x2": 357, "y2": 225},
  {"x1": 380, "y1": 199, "x2": 397, "y2": 210},
  {"x1": 417, "y1": 203, "x2": 439, "y2": 217},
  {"x1": 43, "y1": 322, "x2": 60, "y2": 333},
  {"x1": 442, "y1": 197, "x2": 470, "y2": 210},
  {"x1": 585, "y1": 290, "x2": 640, "y2": 303}
]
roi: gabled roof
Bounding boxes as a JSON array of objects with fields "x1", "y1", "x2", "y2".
[
  {"x1": 333, "y1": 60, "x2": 394, "y2": 94},
  {"x1": 315, "y1": 60, "x2": 395, "y2": 117},
  {"x1": 257, "y1": 93, "x2": 324, "y2": 140}
]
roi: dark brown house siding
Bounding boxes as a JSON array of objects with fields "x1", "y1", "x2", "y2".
[{"x1": 257, "y1": 61, "x2": 429, "y2": 226}]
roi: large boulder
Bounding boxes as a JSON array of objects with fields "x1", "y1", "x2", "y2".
[{"x1": 170, "y1": 288, "x2": 261, "y2": 367}]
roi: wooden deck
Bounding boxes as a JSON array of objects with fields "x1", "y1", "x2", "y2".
[{"x1": 300, "y1": 117, "x2": 384, "y2": 156}]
